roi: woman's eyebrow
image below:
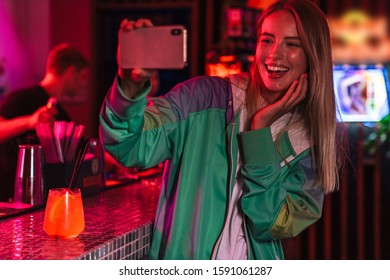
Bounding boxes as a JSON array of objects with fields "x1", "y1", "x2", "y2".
[
  {"x1": 260, "y1": 32, "x2": 274, "y2": 37},
  {"x1": 259, "y1": 32, "x2": 300, "y2": 40},
  {"x1": 285, "y1": 36, "x2": 301, "y2": 40}
]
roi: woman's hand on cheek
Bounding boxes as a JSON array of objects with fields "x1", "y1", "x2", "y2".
[{"x1": 251, "y1": 73, "x2": 308, "y2": 130}]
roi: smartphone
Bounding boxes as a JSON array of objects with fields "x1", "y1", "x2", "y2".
[{"x1": 118, "y1": 25, "x2": 188, "y2": 69}]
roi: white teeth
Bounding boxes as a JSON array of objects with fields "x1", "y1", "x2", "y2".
[{"x1": 267, "y1": 65, "x2": 288, "y2": 72}]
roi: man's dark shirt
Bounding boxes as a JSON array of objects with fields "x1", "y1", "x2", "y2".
[{"x1": 0, "y1": 86, "x2": 70, "y2": 202}]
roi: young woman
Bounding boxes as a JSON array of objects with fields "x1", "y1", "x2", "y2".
[{"x1": 99, "y1": 0, "x2": 342, "y2": 259}]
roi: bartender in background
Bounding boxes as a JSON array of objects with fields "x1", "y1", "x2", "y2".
[
  {"x1": 0, "y1": 105, "x2": 57, "y2": 144},
  {"x1": 0, "y1": 43, "x2": 89, "y2": 202}
]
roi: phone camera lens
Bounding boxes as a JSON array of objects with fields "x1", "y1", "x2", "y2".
[{"x1": 171, "y1": 29, "x2": 182, "y2": 36}]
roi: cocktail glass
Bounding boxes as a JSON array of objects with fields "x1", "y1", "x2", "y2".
[{"x1": 43, "y1": 188, "x2": 85, "y2": 238}]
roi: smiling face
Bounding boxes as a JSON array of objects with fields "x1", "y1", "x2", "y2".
[{"x1": 256, "y1": 10, "x2": 308, "y2": 103}]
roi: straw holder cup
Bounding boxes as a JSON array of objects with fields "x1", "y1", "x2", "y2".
[
  {"x1": 43, "y1": 139, "x2": 106, "y2": 198},
  {"x1": 14, "y1": 145, "x2": 44, "y2": 205}
]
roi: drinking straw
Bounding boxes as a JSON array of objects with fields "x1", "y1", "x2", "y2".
[
  {"x1": 63, "y1": 121, "x2": 75, "y2": 160},
  {"x1": 57, "y1": 121, "x2": 67, "y2": 153},
  {"x1": 65, "y1": 125, "x2": 85, "y2": 162},
  {"x1": 35, "y1": 123, "x2": 58, "y2": 163},
  {"x1": 53, "y1": 121, "x2": 65, "y2": 163},
  {"x1": 69, "y1": 139, "x2": 90, "y2": 190}
]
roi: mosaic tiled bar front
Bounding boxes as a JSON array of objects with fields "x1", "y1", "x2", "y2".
[{"x1": 0, "y1": 179, "x2": 160, "y2": 260}]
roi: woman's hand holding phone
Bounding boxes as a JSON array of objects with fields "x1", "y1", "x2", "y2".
[{"x1": 117, "y1": 19, "x2": 156, "y2": 99}]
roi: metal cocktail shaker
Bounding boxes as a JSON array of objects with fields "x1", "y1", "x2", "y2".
[{"x1": 14, "y1": 145, "x2": 44, "y2": 205}]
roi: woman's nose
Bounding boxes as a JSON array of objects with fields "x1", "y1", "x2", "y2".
[{"x1": 268, "y1": 44, "x2": 283, "y2": 59}]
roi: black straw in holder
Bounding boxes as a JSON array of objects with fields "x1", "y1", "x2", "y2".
[{"x1": 69, "y1": 139, "x2": 90, "y2": 190}]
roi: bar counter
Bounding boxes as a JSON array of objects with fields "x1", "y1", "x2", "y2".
[{"x1": 0, "y1": 176, "x2": 161, "y2": 260}]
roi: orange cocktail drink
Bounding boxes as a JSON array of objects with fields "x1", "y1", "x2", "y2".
[{"x1": 43, "y1": 188, "x2": 85, "y2": 238}]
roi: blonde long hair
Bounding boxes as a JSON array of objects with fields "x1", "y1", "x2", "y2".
[{"x1": 246, "y1": 0, "x2": 341, "y2": 193}]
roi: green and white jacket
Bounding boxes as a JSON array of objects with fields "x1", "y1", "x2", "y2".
[{"x1": 99, "y1": 73, "x2": 324, "y2": 260}]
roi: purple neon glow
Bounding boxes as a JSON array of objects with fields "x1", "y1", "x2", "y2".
[{"x1": 0, "y1": 0, "x2": 34, "y2": 97}]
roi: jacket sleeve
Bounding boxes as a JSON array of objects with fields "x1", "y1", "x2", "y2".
[
  {"x1": 99, "y1": 77, "x2": 179, "y2": 168},
  {"x1": 99, "y1": 75, "x2": 228, "y2": 169},
  {"x1": 239, "y1": 127, "x2": 324, "y2": 242}
]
